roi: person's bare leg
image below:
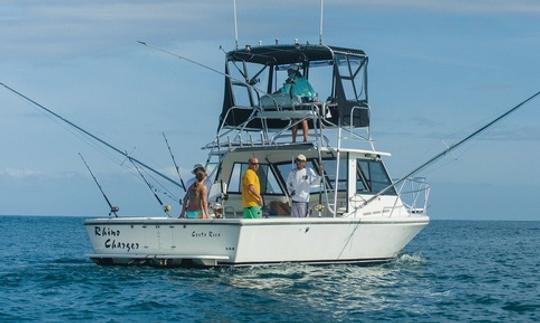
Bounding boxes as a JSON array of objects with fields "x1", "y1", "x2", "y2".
[
  {"x1": 302, "y1": 120, "x2": 309, "y2": 142},
  {"x1": 291, "y1": 125, "x2": 298, "y2": 143}
]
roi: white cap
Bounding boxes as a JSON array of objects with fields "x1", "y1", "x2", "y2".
[{"x1": 296, "y1": 154, "x2": 307, "y2": 162}]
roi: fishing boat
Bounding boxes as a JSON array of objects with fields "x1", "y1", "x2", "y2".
[
  {"x1": 84, "y1": 43, "x2": 431, "y2": 266},
  {"x1": 2, "y1": 4, "x2": 536, "y2": 268}
]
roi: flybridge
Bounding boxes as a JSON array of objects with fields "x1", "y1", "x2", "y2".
[{"x1": 221, "y1": 43, "x2": 371, "y2": 132}]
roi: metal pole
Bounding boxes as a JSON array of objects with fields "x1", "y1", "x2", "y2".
[
  {"x1": 333, "y1": 118, "x2": 342, "y2": 217},
  {"x1": 361, "y1": 88, "x2": 540, "y2": 208},
  {"x1": 315, "y1": 108, "x2": 330, "y2": 216},
  {"x1": 0, "y1": 82, "x2": 183, "y2": 189},
  {"x1": 233, "y1": 0, "x2": 239, "y2": 49},
  {"x1": 78, "y1": 153, "x2": 118, "y2": 217},
  {"x1": 319, "y1": 0, "x2": 324, "y2": 45},
  {"x1": 162, "y1": 132, "x2": 187, "y2": 192},
  {"x1": 130, "y1": 159, "x2": 170, "y2": 217}
]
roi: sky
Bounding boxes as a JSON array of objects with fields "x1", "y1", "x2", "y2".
[{"x1": 0, "y1": 0, "x2": 539, "y2": 220}]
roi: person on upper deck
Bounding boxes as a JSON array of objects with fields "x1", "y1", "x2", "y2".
[
  {"x1": 286, "y1": 154, "x2": 321, "y2": 217},
  {"x1": 179, "y1": 164, "x2": 209, "y2": 219},
  {"x1": 279, "y1": 68, "x2": 318, "y2": 143},
  {"x1": 241, "y1": 157, "x2": 263, "y2": 219},
  {"x1": 280, "y1": 68, "x2": 317, "y2": 99}
]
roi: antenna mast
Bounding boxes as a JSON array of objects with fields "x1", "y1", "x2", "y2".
[
  {"x1": 233, "y1": 0, "x2": 239, "y2": 49},
  {"x1": 319, "y1": 0, "x2": 324, "y2": 44}
]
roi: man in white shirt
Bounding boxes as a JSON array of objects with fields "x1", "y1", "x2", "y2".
[{"x1": 286, "y1": 154, "x2": 321, "y2": 217}]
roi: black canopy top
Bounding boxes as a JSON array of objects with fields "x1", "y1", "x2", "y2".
[
  {"x1": 227, "y1": 44, "x2": 366, "y2": 65},
  {"x1": 220, "y1": 43, "x2": 370, "y2": 130}
]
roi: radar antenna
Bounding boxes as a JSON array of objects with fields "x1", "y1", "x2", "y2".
[
  {"x1": 319, "y1": 0, "x2": 325, "y2": 44},
  {"x1": 233, "y1": 0, "x2": 239, "y2": 49}
]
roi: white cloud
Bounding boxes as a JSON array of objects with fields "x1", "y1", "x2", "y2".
[
  {"x1": 0, "y1": 168, "x2": 44, "y2": 179},
  {"x1": 335, "y1": 0, "x2": 540, "y2": 14},
  {"x1": 3, "y1": 0, "x2": 540, "y2": 61}
]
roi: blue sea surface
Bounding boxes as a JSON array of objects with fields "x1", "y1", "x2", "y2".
[{"x1": 0, "y1": 216, "x2": 539, "y2": 322}]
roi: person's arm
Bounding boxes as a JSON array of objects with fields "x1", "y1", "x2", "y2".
[
  {"x1": 286, "y1": 171, "x2": 295, "y2": 196},
  {"x1": 248, "y1": 184, "x2": 262, "y2": 205},
  {"x1": 309, "y1": 167, "x2": 321, "y2": 185},
  {"x1": 200, "y1": 185, "x2": 209, "y2": 218}
]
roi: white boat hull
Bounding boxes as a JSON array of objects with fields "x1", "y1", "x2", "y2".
[{"x1": 85, "y1": 216, "x2": 429, "y2": 267}]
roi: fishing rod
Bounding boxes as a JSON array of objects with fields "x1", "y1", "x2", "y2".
[
  {"x1": 0, "y1": 82, "x2": 183, "y2": 190},
  {"x1": 136, "y1": 41, "x2": 268, "y2": 96},
  {"x1": 162, "y1": 132, "x2": 186, "y2": 192},
  {"x1": 361, "y1": 89, "x2": 540, "y2": 208},
  {"x1": 78, "y1": 153, "x2": 119, "y2": 217},
  {"x1": 129, "y1": 159, "x2": 172, "y2": 217}
]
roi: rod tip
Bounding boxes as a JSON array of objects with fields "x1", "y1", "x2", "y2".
[{"x1": 136, "y1": 41, "x2": 148, "y2": 46}]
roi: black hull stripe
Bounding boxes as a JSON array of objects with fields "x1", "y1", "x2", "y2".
[
  {"x1": 218, "y1": 257, "x2": 394, "y2": 266},
  {"x1": 90, "y1": 256, "x2": 395, "y2": 266}
]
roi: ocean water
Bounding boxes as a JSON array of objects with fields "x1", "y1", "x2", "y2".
[{"x1": 0, "y1": 216, "x2": 538, "y2": 322}]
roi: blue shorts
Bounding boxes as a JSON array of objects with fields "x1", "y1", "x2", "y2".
[{"x1": 186, "y1": 210, "x2": 203, "y2": 218}]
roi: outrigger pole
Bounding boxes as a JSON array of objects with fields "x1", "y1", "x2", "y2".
[
  {"x1": 361, "y1": 89, "x2": 540, "y2": 208},
  {"x1": 78, "y1": 153, "x2": 119, "y2": 217},
  {"x1": 136, "y1": 41, "x2": 266, "y2": 95},
  {"x1": 0, "y1": 82, "x2": 183, "y2": 189},
  {"x1": 162, "y1": 132, "x2": 187, "y2": 192},
  {"x1": 129, "y1": 159, "x2": 172, "y2": 217}
]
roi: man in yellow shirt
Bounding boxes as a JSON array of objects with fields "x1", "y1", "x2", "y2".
[{"x1": 242, "y1": 157, "x2": 263, "y2": 219}]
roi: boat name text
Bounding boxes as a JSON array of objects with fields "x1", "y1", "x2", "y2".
[
  {"x1": 192, "y1": 231, "x2": 221, "y2": 238},
  {"x1": 104, "y1": 239, "x2": 139, "y2": 252},
  {"x1": 94, "y1": 226, "x2": 120, "y2": 237}
]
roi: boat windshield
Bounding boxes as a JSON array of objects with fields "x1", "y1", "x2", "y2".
[
  {"x1": 227, "y1": 162, "x2": 284, "y2": 195},
  {"x1": 356, "y1": 159, "x2": 396, "y2": 195}
]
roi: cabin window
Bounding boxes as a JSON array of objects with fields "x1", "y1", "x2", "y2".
[
  {"x1": 356, "y1": 159, "x2": 396, "y2": 195},
  {"x1": 321, "y1": 156, "x2": 348, "y2": 192},
  {"x1": 227, "y1": 163, "x2": 283, "y2": 195},
  {"x1": 275, "y1": 160, "x2": 323, "y2": 194}
]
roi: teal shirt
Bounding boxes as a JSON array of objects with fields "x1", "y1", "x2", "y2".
[{"x1": 280, "y1": 74, "x2": 316, "y2": 98}]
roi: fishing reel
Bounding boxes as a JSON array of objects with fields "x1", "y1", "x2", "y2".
[{"x1": 109, "y1": 206, "x2": 119, "y2": 217}]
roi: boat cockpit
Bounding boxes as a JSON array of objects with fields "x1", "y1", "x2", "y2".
[{"x1": 207, "y1": 143, "x2": 409, "y2": 218}]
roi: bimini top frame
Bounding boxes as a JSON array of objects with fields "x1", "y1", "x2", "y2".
[{"x1": 219, "y1": 43, "x2": 371, "y2": 133}]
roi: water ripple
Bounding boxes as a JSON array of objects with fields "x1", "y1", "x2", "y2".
[{"x1": 0, "y1": 216, "x2": 539, "y2": 321}]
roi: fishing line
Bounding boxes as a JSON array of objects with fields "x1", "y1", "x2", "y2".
[
  {"x1": 361, "y1": 89, "x2": 540, "y2": 208},
  {"x1": 162, "y1": 131, "x2": 187, "y2": 192},
  {"x1": 0, "y1": 82, "x2": 183, "y2": 189},
  {"x1": 137, "y1": 41, "x2": 269, "y2": 96},
  {"x1": 78, "y1": 152, "x2": 119, "y2": 217},
  {"x1": 139, "y1": 165, "x2": 178, "y2": 202},
  {"x1": 129, "y1": 159, "x2": 171, "y2": 217}
]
